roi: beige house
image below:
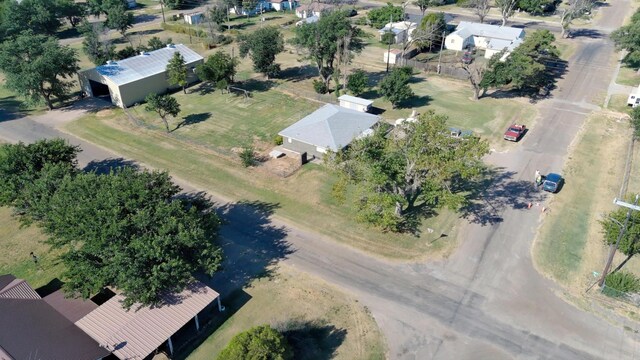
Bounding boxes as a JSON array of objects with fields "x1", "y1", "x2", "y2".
[
  {"x1": 378, "y1": 21, "x2": 417, "y2": 44},
  {"x1": 445, "y1": 21, "x2": 525, "y2": 61},
  {"x1": 78, "y1": 44, "x2": 203, "y2": 108},
  {"x1": 295, "y1": 2, "x2": 334, "y2": 18}
]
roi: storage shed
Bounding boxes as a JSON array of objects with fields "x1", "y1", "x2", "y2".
[
  {"x1": 184, "y1": 12, "x2": 204, "y2": 25},
  {"x1": 338, "y1": 95, "x2": 373, "y2": 113},
  {"x1": 78, "y1": 44, "x2": 203, "y2": 108}
]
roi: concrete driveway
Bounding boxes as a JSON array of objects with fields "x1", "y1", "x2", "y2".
[{"x1": 1, "y1": 0, "x2": 639, "y2": 358}]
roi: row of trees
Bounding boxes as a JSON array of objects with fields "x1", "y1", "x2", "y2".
[{"x1": 0, "y1": 139, "x2": 223, "y2": 307}]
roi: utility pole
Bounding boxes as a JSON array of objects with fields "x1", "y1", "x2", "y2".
[
  {"x1": 599, "y1": 194, "x2": 640, "y2": 287},
  {"x1": 437, "y1": 30, "x2": 445, "y2": 74},
  {"x1": 159, "y1": 0, "x2": 166, "y2": 23},
  {"x1": 386, "y1": 14, "x2": 393, "y2": 73}
]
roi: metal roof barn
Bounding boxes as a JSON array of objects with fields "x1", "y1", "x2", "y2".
[{"x1": 78, "y1": 44, "x2": 204, "y2": 108}]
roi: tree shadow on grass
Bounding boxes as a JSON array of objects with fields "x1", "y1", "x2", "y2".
[
  {"x1": 455, "y1": 167, "x2": 548, "y2": 225},
  {"x1": 279, "y1": 318, "x2": 347, "y2": 360},
  {"x1": 239, "y1": 78, "x2": 276, "y2": 93},
  {"x1": 205, "y1": 199, "x2": 293, "y2": 297},
  {"x1": 83, "y1": 157, "x2": 140, "y2": 174},
  {"x1": 174, "y1": 112, "x2": 212, "y2": 131},
  {"x1": 278, "y1": 64, "x2": 318, "y2": 82}
]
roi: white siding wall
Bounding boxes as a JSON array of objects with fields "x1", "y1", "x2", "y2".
[{"x1": 445, "y1": 34, "x2": 465, "y2": 51}]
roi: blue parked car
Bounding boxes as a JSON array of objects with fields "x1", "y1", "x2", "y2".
[{"x1": 542, "y1": 173, "x2": 563, "y2": 193}]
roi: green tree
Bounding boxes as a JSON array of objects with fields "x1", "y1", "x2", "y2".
[
  {"x1": 480, "y1": 30, "x2": 559, "y2": 95},
  {"x1": 367, "y1": 3, "x2": 403, "y2": 29},
  {"x1": 611, "y1": 9, "x2": 640, "y2": 68},
  {"x1": 164, "y1": 0, "x2": 184, "y2": 9},
  {"x1": 39, "y1": 168, "x2": 223, "y2": 307},
  {"x1": 167, "y1": 52, "x2": 188, "y2": 94},
  {"x1": 495, "y1": 0, "x2": 518, "y2": 26},
  {"x1": 147, "y1": 36, "x2": 170, "y2": 50},
  {"x1": 516, "y1": 0, "x2": 555, "y2": 15},
  {"x1": 56, "y1": 0, "x2": 85, "y2": 28},
  {"x1": 105, "y1": 1, "x2": 134, "y2": 42},
  {"x1": 346, "y1": 69, "x2": 368, "y2": 96},
  {"x1": 379, "y1": 66, "x2": 414, "y2": 108},
  {"x1": 196, "y1": 51, "x2": 238, "y2": 84},
  {"x1": 80, "y1": 21, "x2": 115, "y2": 66},
  {"x1": 381, "y1": 31, "x2": 396, "y2": 45},
  {"x1": 0, "y1": 139, "x2": 79, "y2": 207},
  {"x1": 209, "y1": 5, "x2": 228, "y2": 31},
  {"x1": 330, "y1": 111, "x2": 489, "y2": 232},
  {"x1": 145, "y1": 93, "x2": 181, "y2": 132},
  {"x1": 292, "y1": 10, "x2": 364, "y2": 89},
  {"x1": 413, "y1": 12, "x2": 446, "y2": 51},
  {"x1": 559, "y1": 0, "x2": 595, "y2": 38},
  {"x1": 0, "y1": 32, "x2": 79, "y2": 109},
  {"x1": 238, "y1": 26, "x2": 284, "y2": 78},
  {"x1": 413, "y1": 0, "x2": 440, "y2": 16},
  {"x1": 600, "y1": 194, "x2": 640, "y2": 272},
  {"x1": 218, "y1": 325, "x2": 293, "y2": 360},
  {"x1": 0, "y1": 0, "x2": 62, "y2": 37},
  {"x1": 242, "y1": 0, "x2": 259, "y2": 18}
]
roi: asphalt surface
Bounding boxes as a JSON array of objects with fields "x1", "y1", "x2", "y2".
[{"x1": 1, "y1": 0, "x2": 639, "y2": 358}]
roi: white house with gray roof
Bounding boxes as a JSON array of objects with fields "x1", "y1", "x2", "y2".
[
  {"x1": 78, "y1": 44, "x2": 203, "y2": 108},
  {"x1": 279, "y1": 104, "x2": 379, "y2": 160},
  {"x1": 445, "y1": 22, "x2": 525, "y2": 60}
]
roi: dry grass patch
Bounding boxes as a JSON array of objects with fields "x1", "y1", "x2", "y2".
[
  {"x1": 185, "y1": 265, "x2": 386, "y2": 360},
  {"x1": 533, "y1": 112, "x2": 631, "y2": 290}
]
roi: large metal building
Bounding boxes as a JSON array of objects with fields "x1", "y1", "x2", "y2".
[{"x1": 78, "y1": 44, "x2": 203, "y2": 108}]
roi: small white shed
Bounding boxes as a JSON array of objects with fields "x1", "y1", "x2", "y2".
[
  {"x1": 384, "y1": 49, "x2": 402, "y2": 65},
  {"x1": 629, "y1": 85, "x2": 640, "y2": 108},
  {"x1": 338, "y1": 95, "x2": 373, "y2": 113}
]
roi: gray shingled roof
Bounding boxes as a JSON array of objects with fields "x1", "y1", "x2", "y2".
[
  {"x1": 279, "y1": 104, "x2": 379, "y2": 151},
  {"x1": 94, "y1": 44, "x2": 203, "y2": 86},
  {"x1": 338, "y1": 95, "x2": 374, "y2": 107},
  {"x1": 453, "y1": 21, "x2": 524, "y2": 40}
]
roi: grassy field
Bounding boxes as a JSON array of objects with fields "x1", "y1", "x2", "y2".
[
  {"x1": 65, "y1": 109, "x2": 460, "y2": 259},
  {"x1": 185, "y1": 265, "x2": 385, "y2": 360},
  {"x1": 608, "y1": 94, "x2": 633, "y2": 114},
  {"x1": 533, "y1": 112, "x2": 630, "y2": 288},
  {"x1": 0, "y1": 207, "x2": 63, "y2": 289},
  {"x1": 129, "y1": 82, "x2": 318, "y2": 152},
  {"x1": 617, "y1": 66, "x2": 640, "y2": 87}
]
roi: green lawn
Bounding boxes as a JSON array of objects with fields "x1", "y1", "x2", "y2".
[
  {"x1": 130, "y1": 82, "x2": 319, "y2": 152},
  {"x1": 534, "y1": 113, "x2": 630, "y2": 286},
  {"x1": 617, "y1": 66, "x2": 640, "y2": 87},
  {"x1": 0, "y1": 207, "x2": 64, "y2": 289},
  {"x1": 184, "y1": 266, "x2": 385, "y2": 360}
]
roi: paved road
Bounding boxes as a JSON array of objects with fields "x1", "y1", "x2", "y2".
[{"x1": 1, "y1": 0, "x2": 638, "y2": 358}]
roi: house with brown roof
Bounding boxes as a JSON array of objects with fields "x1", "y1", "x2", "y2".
[{"x1": 0, "y1": 275, "x2": 109, "y2": 360}]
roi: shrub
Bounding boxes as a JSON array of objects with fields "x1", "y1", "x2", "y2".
[
  {"x1": 603, "y1": 271, "x2": 640, "y2": 298},
  {"x1": 218, "y1": 325, "x2": 293, "y2": 360},
  {"x1": 313, "y1": 79, "x2": 328, "y2": 94},
  {"x1": 240, "y1": 146, "x2": 256, "y2": 167},
  {"x1": 273, "y1": 135, "x2": 283, "y2": 145}
]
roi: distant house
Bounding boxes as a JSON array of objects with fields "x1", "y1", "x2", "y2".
[
  {"x1": 230, "y1": 0, "x2": 274, "y2": 15},
  {"x1": 378, "y1": 21, "x2": 417, "y2": 44},
  {"x1": 338, "y1": 95, "x2": 373, "y2": 113},
  {"x1": 279, "y1": 104, "x2": 379, "y2": 160},
  {"x1": 78, "y1": 44, "x2": 203, "y2": 108},
  {"x1": 295, "y1": 2, "x2": 335, "y2": 18},
  {"x1": 0, "y1": 274, "x2": 109, "y2": 360},
  {"x1": 270, "y1": 0, "x2": 298, "y2": 11},
  {"x1": 184, "y1": 12, "x2": 204, "y2": 25},
  {"x1": 628, "y1": 85, "x2": 640, "y2": 107},
  {"x1": 296, "y1": 14, "x2": 319, "y2": 26},
  {"x1": 445, "y1": 21, "x2": 525, "y2": 60}
]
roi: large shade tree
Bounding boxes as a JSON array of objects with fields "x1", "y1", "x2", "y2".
[
  {"x1": 196, "y1": 51, "x2": 238, "y2": 88},
  {"x1": 330, "y1": 111, "x2": 489, "y2": 232},
  {"x1": 0, "y1": 31, "x2": 79, "y2": 109},
  {"x1": 600, "y1": 194, "x2": 640, "y2": 273},
  {"x1": 238, "y1": 26, "x2": 284, "y2": 78},
  {"x1": 292, "y1": 10, "x2": 364, "y2": 89},
  {"x1": 611, "y1": 9, "x2": 640, "y2": 68}
]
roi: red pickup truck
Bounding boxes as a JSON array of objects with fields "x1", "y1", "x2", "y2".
[{"x1": 503, "y1": 124, "x2": 526, "y2": 142}]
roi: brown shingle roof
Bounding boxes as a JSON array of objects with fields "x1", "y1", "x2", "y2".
[
  {"x1": 76, "y1": 281, "x2": 219, "y2": 359},
  {"x1": 0, "y1": 298, "x2": 109, "y2": 360}
]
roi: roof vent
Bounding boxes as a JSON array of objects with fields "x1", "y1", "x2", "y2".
[
  {"x1": 106, "y1": 60, "x2": 115, "y2": 65},
  {"x1": 166, "y1": 44, "x2": 175, "y2": 48},
  {"x1": 140, "y1": 51, "x2": 149, "y2": 56}
]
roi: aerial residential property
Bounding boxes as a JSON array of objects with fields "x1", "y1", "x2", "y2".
[{"x1": 1, "y1": 0, "x2": 640, "y2": 359}]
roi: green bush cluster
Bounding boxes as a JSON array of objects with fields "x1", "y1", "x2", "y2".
[{"x1": 603, "y1": 271, "x2": 640, "y2": 298}]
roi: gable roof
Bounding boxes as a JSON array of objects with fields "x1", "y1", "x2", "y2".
[
  {"x1": 76, "y1": 281, "x2": 219, "y2": 360},
  {"x1": 0, "y1": 275, "x2": 41, "y2": 300},
  {"x1": 0, "y1": 298, "x2": 109, "y2": 360},
  {"x1": 87, "y1": 44, "x2": 203, "y2": 86},
  {"x1": 279, "y1": 104, "x2": 379, "y2": 151},
  {"x1": 44, "y1": 289, "x2": 99, "y2": 323},
  {"x1": 338, "y1": 95, "x2": 374, "y2": 107},
  {"x1": 452, "y1": 21, "x2": 524, "y2": 41}
]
